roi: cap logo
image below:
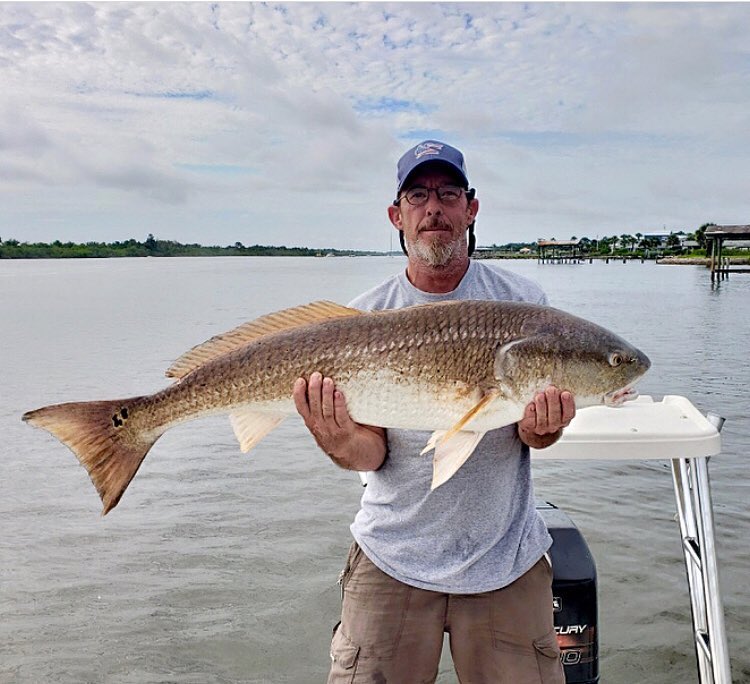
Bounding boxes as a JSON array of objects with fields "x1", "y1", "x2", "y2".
[{"x1": 414, "y1": 142, "x2": 444, "y2": 160}]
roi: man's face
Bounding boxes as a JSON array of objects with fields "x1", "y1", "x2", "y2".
[{"x1": 388, "y1": 166, "x2": 478, "y2": 267}]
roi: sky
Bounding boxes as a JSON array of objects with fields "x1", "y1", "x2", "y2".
[{"x1": 1, "y1": 2, "x2": 749, "y2": 251}]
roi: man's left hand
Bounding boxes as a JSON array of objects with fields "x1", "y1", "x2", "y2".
[{"x1": 517, "y1": 386, "x2": 575, "y2": 449}]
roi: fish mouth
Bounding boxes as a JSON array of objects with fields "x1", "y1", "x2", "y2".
[{"x1": 604, "y1": 384, "x2": 640, "y2": 407}]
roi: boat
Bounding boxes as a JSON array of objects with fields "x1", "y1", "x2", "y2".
[
  {"x1": 359, "y1": 395, "x2": 730, "y2": 684},
  {"x1": 532, "y1": 395, "x2": 729, "y2": 683}
]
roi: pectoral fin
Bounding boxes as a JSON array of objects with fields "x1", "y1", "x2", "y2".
[
  {"x1": 430, "y1": 430, "x2": 486, "y2": 489},
  {"x1": 229, "y1": 409, "x2": 285, "y2": 453},
  {"x1": 420, "y1": 390, "x2": 500, "y2": 455}
]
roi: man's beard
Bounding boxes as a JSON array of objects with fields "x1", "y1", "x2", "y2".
[{"x1": 406, "y1": 230, "x2": 465, "y2": 268}]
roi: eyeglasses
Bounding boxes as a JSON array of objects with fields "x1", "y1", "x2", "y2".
[{"x1": 396, "y1": 185, "x2": 465, "y2": 207}]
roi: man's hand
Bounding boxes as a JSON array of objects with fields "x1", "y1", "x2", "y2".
[
  {"x1": 517, "y1": 386, "x2": 575, "y2": 449},
  {"x1": 293, "y1": 372, "x2": 386, "y2": 471}
]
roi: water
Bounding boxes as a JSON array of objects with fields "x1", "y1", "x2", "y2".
[{"x1": 1, "y1": 257, "x2": 748, "y2": 683}]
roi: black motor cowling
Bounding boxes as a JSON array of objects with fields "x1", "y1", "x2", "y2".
[{"x1": 537, "y1": 501, "x2": 599, "y2": 684}]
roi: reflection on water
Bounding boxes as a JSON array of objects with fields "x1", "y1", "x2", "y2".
[{"x1": 2, "y1": 257, "x2": 749, "y2": 683}]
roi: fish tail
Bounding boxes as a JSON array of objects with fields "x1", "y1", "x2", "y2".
[{"x1": 22, "y1": 397, "x2": 162, "y2": 515}]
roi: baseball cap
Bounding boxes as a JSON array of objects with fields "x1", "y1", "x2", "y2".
[{"x1": 396, "y1": 140, "x2": 469, "y2": 194}]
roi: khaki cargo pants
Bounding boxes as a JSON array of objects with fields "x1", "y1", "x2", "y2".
[{"x1": 328, "y1": 543, "x2": 564, "y2": 684}]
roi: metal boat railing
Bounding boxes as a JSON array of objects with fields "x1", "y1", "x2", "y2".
[{"x1": 670, "y1": 412, "x2": 730, "y2": 683}]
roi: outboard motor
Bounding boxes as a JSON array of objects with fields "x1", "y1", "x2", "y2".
[{"x1": 537, "y1": 501, "x2": 599, "y2": 684}]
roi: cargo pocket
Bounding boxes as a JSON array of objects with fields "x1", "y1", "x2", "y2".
[
  {"x1": 328, "y1": 624, "x2": 361, "y2": 683},
  {"x1": 533, "y1": 629, "x2": 564, "y2": 683}
]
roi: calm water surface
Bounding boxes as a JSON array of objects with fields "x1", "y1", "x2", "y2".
[{"x1": 2, "y1": 257, "x2": 748, "y2": 683}]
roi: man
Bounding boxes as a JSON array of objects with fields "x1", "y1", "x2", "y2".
[{"x1": 293, "y1": 140, "x2": 574, "y2": 683}]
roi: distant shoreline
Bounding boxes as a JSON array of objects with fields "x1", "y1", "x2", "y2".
[
  {"x1": 1, "y1": 250, "x2": 739, "y2": 264},
  {"x1": 2, "y1": 253, "x2": 738, "y2": 265},
  {"x1": 656, "y1": 256, "x2": 750, "y2": 266},
  {"x1": 656, "y1": 257, "x2": 710, "y2": 266},
  {"x1": 2, "y1": 237, "x2": 744, "y2": 264},
  {"x1": 0, "y1": 239, "x2": 384, "y2": 259}
]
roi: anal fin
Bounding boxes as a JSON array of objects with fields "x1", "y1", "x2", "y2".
[
  {"x1": 430, "y1": 430, "x2": 486, "y2": 490},
  {"x1": 229, "y1": 409, "x2": 285, "y2": 453}
]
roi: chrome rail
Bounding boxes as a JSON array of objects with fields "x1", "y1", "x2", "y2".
[{"x1": 670, "y1": 412, "x2": 731, "y2": 684}]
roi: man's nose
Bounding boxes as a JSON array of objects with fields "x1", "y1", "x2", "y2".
[{"x1": 424, "y1": 192, "x2": 443, "y2": 214}]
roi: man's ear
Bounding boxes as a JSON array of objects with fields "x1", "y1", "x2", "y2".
[
  {"x1": 467, "y1": 195, "x2": 479, "y2": 223},
  {"x1": 387, "y1": 203, "x2": 403, "y2": 230}
]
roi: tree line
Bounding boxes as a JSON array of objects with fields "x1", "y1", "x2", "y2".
[
  {"x1": 0, "y1": 234, "x2": 375, "y2": 259},
  {"x1": 0, "y1": 224, "x2": 732, "y2": 260}
]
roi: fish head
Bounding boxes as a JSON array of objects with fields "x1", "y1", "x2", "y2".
[
  {"x1": 494, "y1": 311, "x2": 650, "y2": 409},
  {"x1": 568, "y1": 339, "x2": 651, "y2": 407},
  {"x1": 600, "y1": 345, "x2": 651, "y2": 406}
]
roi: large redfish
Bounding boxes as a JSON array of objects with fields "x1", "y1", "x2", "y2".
[{"x1": 23, "y1": 300, "x2": 650, "y2": 514}]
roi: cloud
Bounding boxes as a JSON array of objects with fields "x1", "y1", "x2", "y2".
[
  {"x1": 0, "y1": 104, "x2": 52, "y2": 155},
  {"x1": 0, "y1": 97, "x2": 192, "y2": 202},
  {"x1": 1, "y1": 2, "x2": 749, "y2": 249}
]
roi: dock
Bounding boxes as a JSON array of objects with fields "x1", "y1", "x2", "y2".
[
  {"x1": 537, "y1": 239, "x2": 583, "y2": 263},
  {"x1": 705, "y1": 225, "x2": 750, "y2": 282},
  {"x1": 536, "y1": 240, "x2": 645, "y2": 264}
]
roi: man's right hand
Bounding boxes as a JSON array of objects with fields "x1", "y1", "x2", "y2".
[{"x1": 293, "y1": 372, "x2": 387, "y2": 471}]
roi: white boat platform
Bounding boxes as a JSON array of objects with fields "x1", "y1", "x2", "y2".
[{"x1": 532, "y1": 395, "x2": 729, "y2": 684}]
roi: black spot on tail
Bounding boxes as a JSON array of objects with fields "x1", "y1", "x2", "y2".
[{"x1": 112, "y1": 407, "x2": 129, "y2": 428}]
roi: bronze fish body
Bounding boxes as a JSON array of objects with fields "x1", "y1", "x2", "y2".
[{"x1": 23, "y1": 300, "x2": 650, "y2": 514}]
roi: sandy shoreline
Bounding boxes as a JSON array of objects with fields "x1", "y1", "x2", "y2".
[
  {"x1": 656, "y1": 256, "x2": 750, "y2": 266},
  {"x1": 656, "y1": 257, "x2": 710, "y2": 265}
]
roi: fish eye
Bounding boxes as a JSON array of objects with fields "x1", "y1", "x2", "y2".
[{"x1": 609, "y1": 352, "x2": 623, "y2": 367}]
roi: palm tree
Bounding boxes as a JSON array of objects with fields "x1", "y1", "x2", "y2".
[
  {"x1": 666, "y1": 233, "x2": 681, "y2": 251},
  {"x1": 695, "y1": 223, "x2": 715, "y2": 250},
  {"x1": 619, "y1": 233, "x2": 634, "y2": 252}
]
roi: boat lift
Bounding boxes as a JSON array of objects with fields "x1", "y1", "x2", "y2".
[{"x1": 532, "y1": 395, "x2": 730, "y2": 684}]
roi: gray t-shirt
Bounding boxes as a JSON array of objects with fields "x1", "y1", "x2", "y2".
[{"x1": 348, "y1": 260, "x2": 552, "y2": 593}]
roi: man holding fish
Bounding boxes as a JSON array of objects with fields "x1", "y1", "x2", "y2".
[
  {"x1": 294, "y1": 141, "x2": 572, "y2": 683},
  {"x1": 25, "y1": 139, "x2": 648, "y2": 681}
]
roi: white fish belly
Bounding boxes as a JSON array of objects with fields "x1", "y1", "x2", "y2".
[
  {"x1": 337, "y1": 371, "x2": 526, "y2": 433},
  {"x1": 233, "y1": 371, "x2": 528, "y2": 433}
]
